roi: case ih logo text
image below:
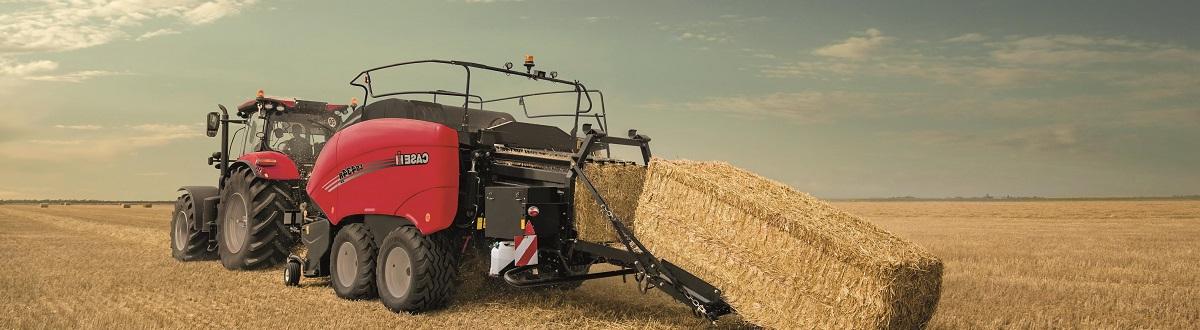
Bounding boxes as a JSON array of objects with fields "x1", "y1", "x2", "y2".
[{"x1": 395, "y1": 152, "x2": 430, "y2": 166}]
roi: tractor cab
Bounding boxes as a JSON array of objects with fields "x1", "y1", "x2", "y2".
[{"x1": 220, "y1": 91, "x2": 351, "y2": 170}]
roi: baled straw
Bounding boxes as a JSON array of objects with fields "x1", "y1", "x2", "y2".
[
  {"x1": 634, "y1": 159, "x2": 942, "y2": 329},
  {"x1": 573, "y1": 163, "x2": 644, "y2": 242}
]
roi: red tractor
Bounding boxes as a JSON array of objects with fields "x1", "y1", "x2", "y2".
[
  {"x1": 171, "y1": 92, "x2": 349, "y2": 269},
  {"x1": 173, "y1": 58, "x2": 734, "y2": 322}
]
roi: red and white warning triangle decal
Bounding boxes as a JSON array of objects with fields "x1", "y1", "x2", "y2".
[{"x1": 514, "y1": 222, "x2": 538, "y2": 266}]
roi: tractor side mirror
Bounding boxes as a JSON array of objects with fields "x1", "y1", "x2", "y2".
[{"x1": 205, "y1": 112, "x2": 220, "y2": 137}]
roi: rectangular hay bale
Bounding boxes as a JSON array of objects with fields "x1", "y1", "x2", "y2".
[
  {"x1": 573, "y1": 163, "x2": 645, "y2": 242},
  {"x1": 632, "y1": 159, "x2": 942, "y2": 329}
]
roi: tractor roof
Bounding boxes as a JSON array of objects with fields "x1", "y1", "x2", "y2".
[{"x1": 236, "y1": 95, "x2": 350, "y2": 115}]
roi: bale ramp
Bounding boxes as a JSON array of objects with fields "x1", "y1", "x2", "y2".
[{"x1": 576, "y1": 159, "x2": 942, "y2": 329}]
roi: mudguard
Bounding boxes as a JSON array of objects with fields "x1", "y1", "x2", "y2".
[
  {"x1": 236, "y1": 151, "x2": 301, "y2": 180},
  {"x1": 306, "y1": 118, "x2": 459, "y2": 235},
  {"x1": 301, "y1": 218, "x2": 332, "y2": 277}
]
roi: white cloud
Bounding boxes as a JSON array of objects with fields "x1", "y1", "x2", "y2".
[
  {"x1": 900, "y1": 124, "x2": 1093, "y2": 154},
  {"x1": 739, "y1": 48, "x2": 777, "y2": 59},
  {"x1": 0, "y1": 123, "x2": 201, "y2": 161},
  {"x1": 765, "y1": 32, "x2": 1200, "y2": 96},
  {"x1": 990, "y1": 34, "x2": 1200, "y2": 65},
  {"x1": 678, "y1": 32, "x2": 729, "y2": 43},
  {"x1": 183, "y1": 0, "x2": 257, "y2": 25},
  {"x1": 655, "y1": 15, "x2": 770, "y2": 46},
  {"x1": 583, "y1": 16, "x2": 615, "y2": 24},
  {"x1": 813, "y1": 28, "x2": 891, "y2": 60},
  {"x1": 136, "y1": 28, "x2": 181, "y2": 41},
  {"x1": 0, "y1": 58, "x2": 117, "y2": 82},
  {"x1": 644, "y1": 91, "x2": 905, "y2": 122},
  {"x1": 0, "y1": 59, "x2": 57, "y2": 76},
  {"x1": 24, "y1": 70, "x2": 123, "y2": 83},
  {"x1": 758, "y1": 60, "x2": 861, "y2": 78},
  {"x1": 54, "y1": 124, "x2": 104, "y2": 130},
  {"x1": 944, "y1": 33, "x2": 988, "y2": 43},
  {"x1": 0, "y1": 0, "x2": 259, "y2": 84}
]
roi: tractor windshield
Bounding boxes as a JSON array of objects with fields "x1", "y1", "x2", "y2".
[{"x1": 267, "y1": 112, "x2": 337, "y2": 165}]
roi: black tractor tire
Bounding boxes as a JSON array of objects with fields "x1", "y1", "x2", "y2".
[
  {"x1": 330, "y1": 223, "x2": 377, "y2": 299},
  {"x1": 170, "y1": 194, "x2": 216, "y2": 261},
  {"x1": 217, "y1": 166, "x2": 297, "y2": 270},
  {"x1": 376, "y1": 226, "x2": 459, "y2": 313}
]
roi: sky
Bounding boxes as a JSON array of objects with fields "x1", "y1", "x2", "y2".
[{"x1": 0, "y1": 0, "x2": 1197, "y2": 200}]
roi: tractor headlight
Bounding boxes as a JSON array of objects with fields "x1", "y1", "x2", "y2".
[{"x1": 264, "y1": 103, "x2": 275, "y2": 110}]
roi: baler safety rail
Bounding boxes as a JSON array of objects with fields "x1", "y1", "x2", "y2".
[{"x1": 569, "y1": 129, "x2": 734, "y2": 322}]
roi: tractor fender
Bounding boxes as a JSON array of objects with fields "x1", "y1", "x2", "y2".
[
  {"x1": 177, "y1": 186, "x2": 219, "y2": 228},
  {"x1": 235, "y1": 151, "x2": 301, "y2": 180}
]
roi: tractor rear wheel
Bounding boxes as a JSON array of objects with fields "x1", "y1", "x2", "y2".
[
  {"x1": 170, "y1": 194, "x2": 215, "y2": 261},
  {"x1": 330, "y1": 223, "x2": 377, "y2": 299},
  {"x1": 376, "y1": 226, "x2": 458, "y2": 313},
  {"x1": 217, "y1": 166, "x2": 297, "y2": 270}
]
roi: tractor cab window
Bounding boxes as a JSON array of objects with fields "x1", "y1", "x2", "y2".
[{"x1": 268, "y1": 112, "x2": 336, "y2": 165}]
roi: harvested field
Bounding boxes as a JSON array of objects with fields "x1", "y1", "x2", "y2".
[
  {"x1": 0, "y1": 204, "x2": 748, "y2": 329},
  {"x1": 841, "y1": 200, "x2": 1200, "y2": 329},
  {"x1": 2, "y1": 201, "x2": 1198, "y2": 329}
]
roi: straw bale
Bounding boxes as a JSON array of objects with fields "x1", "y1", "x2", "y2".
[
  {"x1": 573, "y1": 163, "x2": 645, "y2": 242},
  {"x1": 632, "y1": 159, "x2": 942, "y2": 329},
  {"x1": 143, "y1": 204, "x2": 153, "y2": 208}
]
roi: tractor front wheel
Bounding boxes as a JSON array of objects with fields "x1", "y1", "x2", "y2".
[
  {"x1": 376, "y1": 225, "x2": 458, "y2": 313},
  {"x1": 217, "y1": 166, "x2": 296, "y2": 270},
  {"x1": 170, "y1": 193, "x2": 215, "y2": 261}
]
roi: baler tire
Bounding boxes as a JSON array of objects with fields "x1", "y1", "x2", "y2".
[
  {"x1": 170, "y1": 194, "x2": 215, "y2": 261},
  {"x1": 376, "y1": 226, "x2": 459, "y2": 313},
  {"x1": 330, "y1": 223, "x2": 377, "y2": 299},
  {"x1": 217, "y1": 166, "x2": 297, "y2": 270}
]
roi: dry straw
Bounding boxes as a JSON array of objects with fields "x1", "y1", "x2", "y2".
[
  {"x1": 577, "y1": 159, "x2": 942, "y2": 329},
  {"x1": 573, "y1": 163, "x2": 644, "y2": 242}
]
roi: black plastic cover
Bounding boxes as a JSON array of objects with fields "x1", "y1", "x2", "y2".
[{"x1": 347, "y1": 98, "x2": 515, "y2": 132}]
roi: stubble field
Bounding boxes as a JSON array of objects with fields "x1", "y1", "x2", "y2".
[{"x1": 1, "y1": 201, "x2": 1197, "y2": 329}]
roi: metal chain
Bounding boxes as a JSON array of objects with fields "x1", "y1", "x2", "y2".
[{"x1": 688, "y1": 293, "x2": 706, "y2": 318}]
